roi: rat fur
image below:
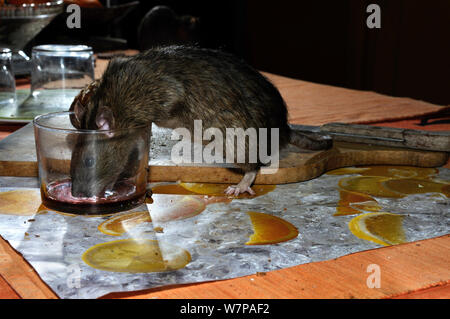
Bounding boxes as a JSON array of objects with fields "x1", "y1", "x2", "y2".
[{"x1": 69, "y1": 45, "x2": 332, "y2": 197}]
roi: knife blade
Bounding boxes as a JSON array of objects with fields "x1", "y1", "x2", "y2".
[{"x1": 289, "y1": 122, "x2": 450, "y2": 152}]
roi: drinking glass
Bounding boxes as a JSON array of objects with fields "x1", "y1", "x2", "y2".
[
  {"x1": 34, "y1": 111, "x2": 151, "y2": 215},
  {"x1": 30, "y1": 45, "x2": 94, "y2": 105},
  {"x1": 0, "y1": 48, "x2": 16, "y2": 105}
]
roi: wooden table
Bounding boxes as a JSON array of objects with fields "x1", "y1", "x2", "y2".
[{"x1": 0, "y1": 67, "x2": 449, "y2": 299}]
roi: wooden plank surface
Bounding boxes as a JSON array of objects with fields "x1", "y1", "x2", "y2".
[
  {"x1": 0, "y1": 238, "x2": 58, "y2": 299},
  {"x1": 390, "y1": 283, "x2": 450, "y2": 299},
  {"x1": 0, "y1": 274, "x2": 20, "y2": 299}
]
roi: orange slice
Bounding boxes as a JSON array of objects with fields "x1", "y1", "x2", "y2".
[
  {"x1": 327, "y1": 167, "x2": 371, "y2": 175},
  {"x1": 328, "y1": 166, "x2": 437, "y2": 179},
  {"x1": 151, "y1": 184, "x2": 198, "y2": 195},
  {"x1": 339, "y1": 176, "x2": 403, "y2": 198},
  {"x1": 98, "y1": 211, "x2": 151, "y2": 236},
  {"x1": 335, "y1": 190, "x2": 381, "y2": 216},
  {"x1": 0, "y1": 189, "x2": 42, "y2": 216},
  {"x1": 82, "y1": 239, "x2": 191, "y2": 273},
  {"x1": 443, "y1": 184, "x2": 450, "y2": 197},
  {"x1": 348, "y1": 212, "x2": 406, "y2": 246},
  {"x1": 383, "y1": 179, "x2": 450, "y2": 197},
  {"x1": 359, "y1": 166, "x2": 437, "y2": 179},
  {"x1": 246, "y1": 211, "x2": 298, "y2": 245}
]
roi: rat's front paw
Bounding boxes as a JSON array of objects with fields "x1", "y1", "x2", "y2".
[{"x1": 224, "y1": 185, "x2": 256, "y2": 197}]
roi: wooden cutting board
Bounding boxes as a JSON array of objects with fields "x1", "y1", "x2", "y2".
[{"x1": 0, "y1": 123, "x2": 448, "y2": 182}]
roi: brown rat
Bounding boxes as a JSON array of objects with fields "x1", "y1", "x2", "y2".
[{"x1": 69, "y1": 45, "x2": 331, "y2": 197}]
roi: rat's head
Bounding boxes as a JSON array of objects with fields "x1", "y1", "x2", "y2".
[
  {"x1": 69, "y1": 132, "x2": 124, "y2": 198},
  {"x1": 68, "y1": 124, "x2": 149, "y2": 199},
  {"x1": 68, "y1": 73, "x2": 134, "y2": 198},
  {"x1": 67, "y1": 57, "x2": 152, "y2": 198},
  {"x1": 68, "y1": 84, "x2": 122, "y2": 198}
]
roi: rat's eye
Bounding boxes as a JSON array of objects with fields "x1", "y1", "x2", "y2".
[{"x1": 84, "y1": 157, "x2": 95, "y2": 168}]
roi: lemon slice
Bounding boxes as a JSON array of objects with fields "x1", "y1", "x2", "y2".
[
  {"x1": 82, "y1": 239, "x2": 191, "y2": 273},
  {"x1": 246, "y1": 211, "x2": 298, "y2": 245},
  {"x1": 348, "y1": 212, "x2": 406, "y2": 246},
  {"x1": 98, "y1": 211, "x2": 151, "y2": 236},
  {"x1": 0, "y1": 189, "x2": 42, "y2": 216},
  {"x1": 179, "y1": 182, "x2": 275, "y2": 198}
]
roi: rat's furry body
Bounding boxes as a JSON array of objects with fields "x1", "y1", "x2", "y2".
[{"x1": 70, "y1": 45, "x2": 331, "y2": 197}]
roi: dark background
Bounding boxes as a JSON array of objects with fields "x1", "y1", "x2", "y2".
[{"x1": 41, "y1": 0, "x2": 450, "y2": 106}]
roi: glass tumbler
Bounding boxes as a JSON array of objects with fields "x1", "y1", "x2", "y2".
[
  {"x1": 33, "y1": 112, "x2": 151, "y2": 215},
  {"x1": 0, "y1": 48, "x2": 16, "y2": 105},
  {"x1": 30, "y1": 45, "x2": 94, "y2": 105}
]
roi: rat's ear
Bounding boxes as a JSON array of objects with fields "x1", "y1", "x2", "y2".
[
  {"x1": 70, "y1": 100, "x2": 85, "y2": 129},
  {"x1": 96, "y1": 105, "x2": 115, "y2": 132}
]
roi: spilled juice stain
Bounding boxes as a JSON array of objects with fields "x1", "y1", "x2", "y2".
[
  {"x1": 98, "y1": 211, "x2": 151, "y2": 236},
  {"x1": 246, "y1": 211, "x2": 298, "y2": 245},
  {"x1": 0, "y1": 189, "x2": 42, "y2": 216},
  {"x1": 348, "y1": 212, "x2": 406, "y2": 246},
  {"x1": 82, "y1": 239, "x2": 191, "y2": 273},
  {"x1": 335, "y1": 190, "x2": 381, "y2": 216}
]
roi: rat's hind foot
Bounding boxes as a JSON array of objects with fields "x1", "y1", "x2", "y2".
[
  {"x1": 225, "y1": 184, "x2": 256, "y2": 196},
  {"x1": 224, "y1": 170, "x2": 258, "y2": 196}
]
